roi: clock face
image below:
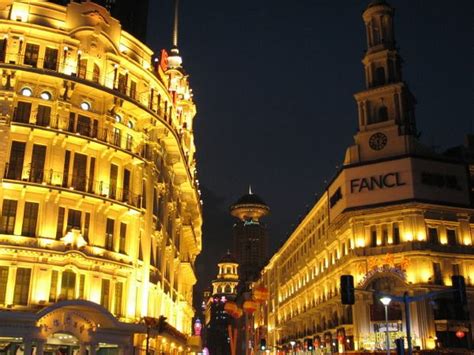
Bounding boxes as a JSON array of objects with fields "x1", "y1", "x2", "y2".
[{"x1": 369, "y1": 132, "x2": 388, "y2": 151}]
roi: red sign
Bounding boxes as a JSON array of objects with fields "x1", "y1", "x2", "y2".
[{"x1": 160, "y1": 49, "x2": 169, "y2": 71}]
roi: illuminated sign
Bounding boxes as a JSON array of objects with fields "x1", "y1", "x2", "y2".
[{"x1": 350, "y1": 172, "x2": 405, "y2": 193}]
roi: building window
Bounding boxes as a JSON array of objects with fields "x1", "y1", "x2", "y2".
[
  {"x1": 36, "y1": 105, "x2": 51, "y2": 127},
  {"x1": 374, "y1": 67, "x2": 386, "y2": 86},
  {"x1": 115, "y1": 282, "x2": 123, "y2": 317},
  {"x1": 13, "y1": 267, "x2": 31, "y2": 305},
  {"x1": 67, "y1": 209, "x2": 82, "y2": 231},
  {"x1": 60, "y1": 270, "x2": 76, "y2": 300},
  {"x1": 22, "y1": 202, "x2": 39, "y2": 237},
  {"x1": 392, "y1": 223, "x2": 400, "y2": 244},
  {"x1": 119, "y1": 223, "x2": 127, "y2": 254},
  {"x1": 105, "y1": 218, "x2": 115, "y2": 251},
  {"x1": 6, "y1": 141, "x2": 26, "y2": 180},
  {"x1": 62, "y1": 150, "x2": 71, "y2": 187},
  {"x1": 100, "y1": 279, "x2": 111, "y2": 309},
  {"x1": 78, "y1": 59, "x2": 87, "y2": 79},
  {"x1": 83, "y1": 212, "x2": 90, "y2": 242},
  {"x1": 92, "y1": 63, "x2": 100, "y2": 83},
  {"x1": 49, "y1": 270, "x2": 58, "y2": 302},
  {"x1": 0, "y1": 38, "x2": 6, "y2": 63},
  {"x1": 432, "y1": 262, "x2": 443, "y2": 285},
  {"x1": 0, "y1": 199, "x2": 17, "y2": 234},
  {"x1": 447, "y1": 229, "x2": 457, "y2": 245},
  {"x1": 113, "y1": 127, "x2": 121, "y2": 147},
  {"x1": 43, "y1": 47, "x2": 58, "y2": 70},
  {"x1": 71, "y1": 153, "x2": 87, "y2": 191},
  {"x1": 76, "y1": 115, "x2": 91, "y2": 137},
  {"x1": 109, "y1": 164, "x2": 118, "y2": 199},
  {"x1": 130, "y1": 80, "x2": 137, "y2": 99},
  {"x1": 452, "y1": 264, "x2": 460, "y2": 276},
  {"x1": 381, "y1": 226, "x2": 388, "y2": 246},
  {"x1": 428, "y1": 227, "x2": 439, "y2": 244},
  {"x1": 118, "y1": 73, "x2": 127, "y2": 94},
  {"x1": 370, "y1": 228, "x2": 377, "y2": 247},
  {"x1": 0, "y1": 266, "x2": 8, "y2": 304},
  {"x1": 14, "y1": 101, "x2": 32, "y2": 124},
  {"x1": 378, "y1": 106, "x2": 388, "y2": 122},
  {"x1": 56, "y1": 207, "x2": 65, "y2": 239},
  {"x1": 30, "y1": 144, "x2": 46, "y2": 183},
  {"x1": 24, "y1": 43, "x2": 39, "y2": 67},
  {"x1": 78, "y1": 274, "x2": 85, "y2": 299}
]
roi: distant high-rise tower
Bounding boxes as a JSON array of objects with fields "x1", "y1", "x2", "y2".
[
  {"x1": 230, "y1": 188, "x2": 270, "y2": 285},
  {"x1": 48, "y1": 0, "x2": 150, "y2": 42}
]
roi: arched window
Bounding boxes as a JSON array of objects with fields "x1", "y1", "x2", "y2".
[
  {"x1": 378, "y1": 105, "x2": 389, "y2": 122},
  {"x1": 224, "y1": 285, "x2": 231, "y2": 293},
  {"x1": 93, "y1": 63, "x2": 100, "y2": 83},
  {"x1": 374, "y1": 67, "x2": 385, "y2": 86}
]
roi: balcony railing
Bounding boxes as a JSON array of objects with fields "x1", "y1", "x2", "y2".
[
  {"x1": 3, "y1": 163, "x2": 142, "y2": 208},
  {"x1": 11, "y1": 114, "x2": 142, "y2": 157}
]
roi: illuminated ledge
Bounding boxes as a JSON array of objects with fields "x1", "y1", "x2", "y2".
[
  {"x1": 0, "y1": 238, "x2": 134, "y2": 267},
  {"x1": 12, "y1": 122, "x2": 145, "y2": 162},
  {"x1": 1, "y1": 178, "x2": 143, "y2": 212}
]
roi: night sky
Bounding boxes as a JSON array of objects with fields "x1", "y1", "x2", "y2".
[{"x1": 147, "y1": 0, "x2": 474, "y2": 303}]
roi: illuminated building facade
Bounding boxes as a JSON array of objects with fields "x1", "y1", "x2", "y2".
[
  {"x1": 230, "y1": 188, "x2": 270, "y2": 286},
  {"x1": 0, "y1": 0, "x2": 201, "y2": 354},
  {"x1": 203, "y1": 251, "x2": 239, "y2": 354},
  {"x1": 254, "y1": 1, "x2": 474, "y2": 352},
  {"x1": 48, "y1": 0, "x2": 150, "y2": 42}
]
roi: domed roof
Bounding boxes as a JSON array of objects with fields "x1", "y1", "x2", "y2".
[
  {"x1": 230, "y1": 186, "x2": 270, "y2": 220},
  {"x1": 367, "y1": 0, "x2": 389, "y2": 8},
  {"x1": 219, "y1": 250, "x2": 237, "y2": 264},
  {"x1": 234, "y1": 193, "x2": 268, "y2": 207}
]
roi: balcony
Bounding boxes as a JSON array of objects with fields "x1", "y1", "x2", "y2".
[
  {"x1": 11, "y1": 117, "x2": 144, "y2": 160},
  {"x1": 354, "y1": 241, "x2": 474, "y2": 256},
  {"x1": 3, "y1": 163, "x2": 142, "y2": 209}
]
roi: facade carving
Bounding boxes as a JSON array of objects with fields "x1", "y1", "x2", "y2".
[{"x1": 0, "y1": 0, "x2": 202, "y2": 353}]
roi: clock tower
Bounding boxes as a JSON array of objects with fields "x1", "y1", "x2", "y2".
[{"x1": 344, "y1": 0, "x2": 424, "y2": 165}]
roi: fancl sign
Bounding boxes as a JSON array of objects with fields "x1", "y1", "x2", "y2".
[{"x1": 350, "y1": 172, "x2": 405, "y2": 193}]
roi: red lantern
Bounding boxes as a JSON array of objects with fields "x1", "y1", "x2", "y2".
[
  {"x1": 243, "y1": 300, "x2": 258, "y2": 314},
  {"x1": 456, "y1": 330, "x2": 465, "y2": 339},
  {"x1": 253, "y1": 285, "x2": 269, "y2": 302}
]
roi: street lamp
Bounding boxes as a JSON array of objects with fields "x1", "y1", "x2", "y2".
[
  {"x1": 290, "y1": 340, "x2": 296, "y2": 355},
  {"x1": 380, "y1": 297, "x2": 392, "y2": 355}
]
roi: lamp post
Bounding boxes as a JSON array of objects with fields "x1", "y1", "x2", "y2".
[
  {"x1": 290, "y1": 340, "x2": 295, "y2": 355},
  {"x1": 380, "y1": 297, "x2": 392, "y2": 355}
]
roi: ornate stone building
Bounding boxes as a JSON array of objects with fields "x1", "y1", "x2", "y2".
[
  {"x1": 0, "y1": 0, "x2": 201, "y2": 353},
  {"x1": 254, "y1": 1, "x2": 474, "y2": 353},
  {"x1": 203, "y1": 251, "x2": 240, "y2": 354}
]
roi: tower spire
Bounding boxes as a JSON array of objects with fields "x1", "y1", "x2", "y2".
[
  {"x1": 248, "y1": 185, "x2": 253, "y2": 195},
  {"x1": 344, "y1": 1, "x2": 419, "y2": 165},
  {"x1": 167, "y1": 0, "x2": 182, "y2": 69},
  {"x1": 172, "y1": 0, "x2": 179, "y2": 49}
]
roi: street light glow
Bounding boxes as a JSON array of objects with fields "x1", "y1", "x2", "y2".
[{"x1": 380, "y1": 297, "x2": 392, "y2": 306}]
